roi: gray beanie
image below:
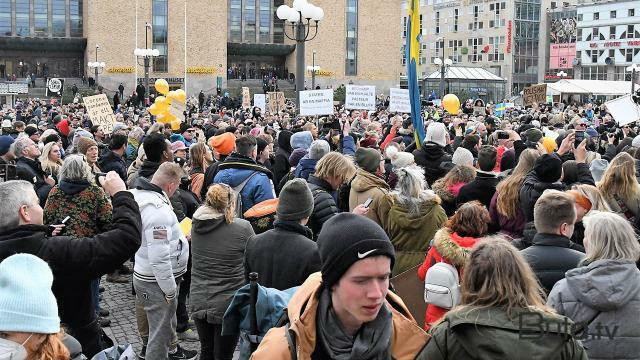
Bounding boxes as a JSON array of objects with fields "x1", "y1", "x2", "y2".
[
  {"x1": 309, "y1": 140, "x2": 330, "y2": 160},
  {"x1": 277, "y1": 179, "x2": 314, "y2": 221},
  {"x1": 452, "y1": 147, "x2": 474, "y2": 167},
  {"x1": 632, "y1": 135, "x2": 640, "y2": 148},
  {"x1": 355, "y1": 147, "x2": 382, "y2": 173},
  {"x1": 590, "y1": 158, "x2": 609, "y2": 183}
]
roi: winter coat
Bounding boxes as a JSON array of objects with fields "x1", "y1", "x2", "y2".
[
  {"x1": 432, "y1": 180, "x2": 466, "y2": 216},
  {"x1": 602, "y1": 191, "x2": 640, "y2": 222},
  {"x1": 244, "y1": 220, "x2": 321, "y2": 290},
  {"x1": 306, "y1": 175, "x2": 340, "y2": 237},
  {"x1": 294, "y1": 156, "x2": 317, "y2": 181},
  {"x1": 489, "y1": 190, "x2": 527, "y2": 239},
  {"x1": 131, "y1": 178, "x2": 190, "y2": 299},
  {"x1": 128, "y1": 159, "x2": 187, "y2": 221},
  {"x1": 521, "y1": 233, "x2": 585, "y2": 294},
  {"x1": 213, "y1": 153, "x2": 275, "y2": 214},
  {"x1": 455, "y1": 171, "x2": 499, "y2": 210},
  {"x1": 348, "y1": 169, "x2": 391, "y2": 227},
  {"x1": 273, "y1": 131, "x2": 293, "y2": 190},
  {"x1": 44, "y1": 180, "x2": 112, "y2": 238},
  {"x1": 548, "y1": 259, "x2": 640, "y2": 360},
  {"x1": 189, "y1": 206, "x2": 255, "y2": 324},
  {"x1": 417, "y1": 228, "x2": 479, "y2": 330},
  {"x1": 412, "y1": 143, "x2": 453, "y2": 186},
  {"x1": 16, "y1": 156, "x2": 53, "y2": 206},
  {"x1": 417, "y1": 306, "x2": 588, "y2": 360},
  {"x1": 251, "y1": 273, "x2": 429, "y2": 360},
  {"x1": 98, "y1": 150, "x2": 127, "y2": 182},
  {"x1": 0, "y1": 192, "x2": 141, "y2": 357},
  {"x1": 382, "y1": 193, "x2": 447, "y2": 276}
]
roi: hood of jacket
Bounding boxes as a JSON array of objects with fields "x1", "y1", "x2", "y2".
[
  {"x1": 297, "y1": 157, "x2": 317, "y2": 171},
  {"x1": 351, "y1": 169, "x2": 390, "y2": 193},
  {"x1": 565, "y1": 259, "x2": 640, "y2": 311},
  {"x1": 433, "y1": 228, "x2": 478, "y2": 267},
  {"x1": 388, "y1": 194, "x2": 441, "y2": 231},
  {"x1": 0, "y1": 224, "x2": 48, "y2": 260},
  {"x1": 420, "y1": 143, "x2": 447, "y2": 161},
  {"x1": 192, "y1": 205, "x2": 226, "y2": 234},
  {"x1": 138, "y1": 160, "x2": 162, "y2": 180},
  {"x1": 58, "y1": 179, "x2": 91, "y2": 195},
  {"x1": 218, "y1": 153, "x2": 273, "y2": 180},
  {"x1": 277, "y1": 130, "x2": 293, "y2": 154}
]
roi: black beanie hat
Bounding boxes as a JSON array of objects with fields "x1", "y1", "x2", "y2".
[
  {"x1": 534, "y1": 153, "x2": 562, "y2": 183},
  {"x1": 317, "y1": 213, "x2": 395, "y2": 289}
]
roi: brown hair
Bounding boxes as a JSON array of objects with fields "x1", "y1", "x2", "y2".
[
  {"x1": 314, "y1": 152, "x2": 356, "y2": 183},
  {"x1": 446, "y1": 201, "x2": 491, "y2": 238},
  {"x1": 189, "y1": 143, "x2": 208, "y2": 171},
  {"x1": 597, "y1": 152, "x2": 639, "y2": 200},
  {"x1": 433, "y1": 165, "x2": 476, "y2": 189},
  {"x1": 32, "y1": 330, "x2": 70, "y2": 360},
  {"x1": 258, "y1": 133, "x2": 273, "y2": 144},
  {"x1": 205, "y1": 184, "x2": 235, "y2": 223},
  {"x1": 496, "y1": 149, "x2": 540, "y2": 219},
  {"x1": 533, "y1": 190, "x2": 576, "y2": 234}
]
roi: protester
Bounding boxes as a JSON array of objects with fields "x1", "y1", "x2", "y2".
[
  {"x1": 597, "y1": 152, "x2": 640, "y2": 223},
  {"x1": 413, "y1": 122, "x2": 452, "y2": 186},
  {"x1": 98, "y1": 134, "x2": 128, "y2": 182},
  {"x1": 188, "y1": 142, "x2": 213, "y2": 201},
  {"x1": 349, "y1": 147, "x2": 390, "y2": 226},
  {"x1": 14, "y1": 137, "x2": 54, "y2": 205},
  {"x1": 432, "y1": 164, "x2": 476, "y2": 216},
  {"x1": 190, "y1": 184, "x2": 255, "y2": 360},
  {"x1": 76, "y1": 137, "x2": 101, "y2": 173},
  {"x1": 273, "y1": 130, "x2": 293, "y2": 190},
  {"x1": 566, "y1": 184, "x2": 612, "y2": 247},
  {"x1": 294, "y1": 139, "x2": 330, "y2": 181},
  {"x1": 456, "y1": 145, "x2": 499, "y2": 209},
  {"x1": 39, "y1": 141, "x2": 63, "y2": 180}
]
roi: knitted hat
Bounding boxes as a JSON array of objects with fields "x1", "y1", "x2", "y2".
[
  {"x1": 76, "y1": 136, "x2": 98, "y2": 155},
  {"x1": 355, "y1": 147, "x2": 381, "y2": 173},
  {"x1": 290, "y1": 131, "x2": 313, "y2": 150},
  {"x1": 209, "y1": 133, "x2": 236, "y2": 155},
  {"x1": 277, "y1": 179, "x2": 314, "y2": 221},
  {"x1": 425, "y1": 122, "x2": 447, "y2": 147},
  {"x1": 170, "y1": 141, "x2": 187, "y2": 153},
  {"x1": 169, "y1": 134, "x2": 185, "y2": 144},
  {"x1": 452, "y1": 147, "x2": 474, "y2": 167},
  {"x1": 0, "y1": 135, "x2": 14, "y2": 156},
  {"x1": 590, "y1": 158, "x2": 609, "y2": 183},
  {"x1": 525, "y1": 128, "x2": 543, "y2": 145},
  {"x1": 0, "y1": 254, "x2": 60, "y2": 333},
  {"x1": 541, "y1": 137, "x2": 558, "y2": 154},
  {"x1": 632, "y1": 135, "x2": 640, "y2": 149},
  {"x1": 309, "y1": 140, "x2": 330, "y2": 160},
  {"x1": 534, "y1": 153, "x2": 562, "y2": 183},
  {"x1": 385, "y1": 146, "x2": 414, "y2": 168},
  {"x1": 317, "y1": 213, "x2": 395, "y2": 289}
]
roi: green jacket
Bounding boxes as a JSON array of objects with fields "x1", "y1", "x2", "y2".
[
  {"x1": 382, "y1": 193, "x2": 447, "y2": 277},
  {"x1": 417, "y1": 306, "x2": 588, "y2": 360}
]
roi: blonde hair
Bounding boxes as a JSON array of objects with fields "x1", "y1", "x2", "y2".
[
  {"x1": 583, "y1": 211, "x2": 640, "y2": 263},
  {"x1": 392, "y1": 165, "x2": 439, "y2": 215},
  {"x1": 571, "y1": 184, "x2": 612, "y2": 212},
  {"x1": 314, "y1": 152, "x2": 356, "y2": 183},
  {"x1": 597, "y1": 152, "x2": 639, "y2": 200},
  {"x1": 189, "y1": 143, "x2": 208, "y2": 171},
  {"x1": 39, "y1": 142, "x2": 63, "y2": 178},
  {"x1": 496, "y1": 149, "x2": 540, "y2": 219},
  {"x1": 205, "y1": 184, "x2": 235, "y2": 223},
  {"x1": 31, "y1": 330, "x2": 70, "y2": 360}
]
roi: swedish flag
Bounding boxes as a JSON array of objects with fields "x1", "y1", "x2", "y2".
[
  {"x1": 406, "y1": 0, "x2": 425, "y2": 148},
  {"x1": 495, "y1": 102, "x2": 506, "y2": 117}
]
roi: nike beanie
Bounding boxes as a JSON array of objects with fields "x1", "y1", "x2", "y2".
[{"x1": 317, "y1": 213, "x2": 395, "y2": 289}]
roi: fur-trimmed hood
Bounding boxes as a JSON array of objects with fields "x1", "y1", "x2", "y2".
[{"x1": 432, "y1": 228, "x2": 479, "y2": 267}]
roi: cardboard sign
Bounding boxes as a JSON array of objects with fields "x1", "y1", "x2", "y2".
[
  {"x1": 345, "y1": 85, "x2": 376, "y2": 111},
  {"x1": 254, "y1": 94, "x2": 266, "y2": 113},
  {"x1": 170, "y1": 100, "x2": 186, "y2": 122},
  {"x1": 46, "y1": 78, "x2": 64, "y2": 97},
  {"x1": 83, "y1": 94, "x2": 116, "y2": 134},
  {"x1": 389, "y1": 88, "x2": 411, "y2": 113},
  {"x1": 523, "y1": 84, "x2": 547, "y2": 106},
  {"x1": 299, "y1": 89, "x2": 334, "y2": 116},
  {"x1": 242, "y1": 87, "x2": 251, "y2": 109},
  {"x1": 267, "y1": 92, "x2": 286, "y2": 114},
  {"x1": 605, "y1": 94, "x2": 640, "y2": 126}
]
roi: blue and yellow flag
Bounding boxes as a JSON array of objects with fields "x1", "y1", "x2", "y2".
[
  {"x1": 495, "y1": 102, "x2": 506, "y2": 117},
  {"x1": 406, "y1": 0, "x2": 425, "y2": 148}
]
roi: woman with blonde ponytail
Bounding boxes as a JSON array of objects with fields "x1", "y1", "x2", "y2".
[{"x1": 189, "y1": 184, "x2": 255, "y2": 360}]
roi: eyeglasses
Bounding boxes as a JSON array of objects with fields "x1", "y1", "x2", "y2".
[{"x1": 575, "y1": 123, "x2": 586, "y2": 128}]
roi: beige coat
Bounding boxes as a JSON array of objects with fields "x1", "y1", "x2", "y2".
[{"x1": 349, "y1": 169, "x2": 391, "y2": 226}]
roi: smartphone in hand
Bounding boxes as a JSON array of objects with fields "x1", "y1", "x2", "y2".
[{"x1": 363, "y1": 198, "x2": 373, "y2": 208}]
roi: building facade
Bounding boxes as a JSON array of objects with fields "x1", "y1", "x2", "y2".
[
  {"x1": 542, "y1": 3, "x2": 577, "y2": 82},
  {"x1": 0, "y1": 0, "x2": 401, "y2": 96}
]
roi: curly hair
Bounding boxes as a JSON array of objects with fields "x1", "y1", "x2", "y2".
[
  {"x1": 446, "y1": 200, "x2": 491, "y2": 238},
  {"x1": 32, "y1": 330, "x2": 70, "y2": 360}
]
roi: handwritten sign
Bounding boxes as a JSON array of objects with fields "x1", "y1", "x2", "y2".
[
  {"x1": 523, "y1": 84, "x2": 547, "y2": 106},
  {"x1": 389, "y1": 88, "x2": 411, "y2": 113},
  {"x1": 345, "y1": 85, "x2": 376, "y2": 111},
  {"x1": 254, "y1": 94, "x2": 266, "y2": 113},
  {"x1": 299, "y1": 89, "x2": 334, "y2": 116},
  {"x1": 242, "y1": 87, "x2": 251, "y2": 109},
  {"x1": 83, "y1": 94, "x2": 116, "y2": 134},
  {"x1": 267, "y1": 92, "x2": 286, "y2": 114},
  {"x1": 170, "y1": 100, "x2": 186, "y2": 122}
]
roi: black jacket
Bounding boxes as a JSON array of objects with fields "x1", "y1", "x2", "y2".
[
  {"x1": 273, "y1": 131, "x2": 293, "y2": 192},
  {"x1": 412, "y1": 143, "x2": 453, "y2": 186},
  {"x1": 16, "y1": 156, "x2": 52, "y2": 206},
  {"x1": 520, "y1": 233, "x2": 585, "y2": 293},
  {"x1": 98, "y1": 150, "x2": 127, "y2": 182},
  {"x1": 0, "y1": 192, "x2": 141, "y2": 356},
  {"x1": 307, "y1": 175, "x2": 339, "y2": 238},
  {"x1": 243, "y1": 220, "x2": 321, "y2": 290},
  {"x1": 455, "y1": 171, "x2": 499, "y2": 209}
]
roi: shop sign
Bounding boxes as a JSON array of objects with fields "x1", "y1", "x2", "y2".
[
  {"x1": 187, "y1": 67, "x2": 217, "y2": 74},
  {"x1": 108, "y1": 67, "x2": 135, "y2": 73}
]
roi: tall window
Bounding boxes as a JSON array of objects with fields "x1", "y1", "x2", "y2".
[
  {"x1": 0, "y1": 0, "x2": 10, "y2": 36},
  {"x1": 345, "y1": 0, "x2": 358, "y2": 76},
  {"x1": 244, "y1": 0, "x2": 256, "y2": 42},
  {"x1": 34, "y1": 0, "x2": 48, "y2": 36},
  {"x1": 153, "y1": 0, "x2": 168, "y2": 73},
  {"x1": 52, "y1": 0, "x2": 66, "y2": 36},
  {"x1": 15, "y1": 0, "x2": 29, "y2": 36},
  {"x1": 259, "y1": 0, "x2": 270, "y2": 42},
  {"x1": 273, "y1": 0, "x2": 284, "y2": 43},
  {"x1": 70, "y1": 0, "x2": 83, "y2": 37},
  {"x1": 229, "y1": 0, "x2": 241, "y2": 42}
]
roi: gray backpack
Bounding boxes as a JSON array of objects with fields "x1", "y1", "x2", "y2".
[
  {"x1": 424, "y1": 262, "x2": 461, "y2": 309},
  {"x1": 233, "y1": 172, "x2": 259, "y2": 218}
]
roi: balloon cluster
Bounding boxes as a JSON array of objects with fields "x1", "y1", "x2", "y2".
[
  {"x1": 148, "y1": 79, "x2": 187, "y2": 131},
  {"x1": 442, "y1": 94, "x2": 461, "y2": 115}
]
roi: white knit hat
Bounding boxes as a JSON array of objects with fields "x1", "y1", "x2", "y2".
[
  {"x1": 425, "y1": 122, "x2": 447, "y2": 147},
  {"x1": 452, "y1": 147, "x2": 474, "y2": 167}
]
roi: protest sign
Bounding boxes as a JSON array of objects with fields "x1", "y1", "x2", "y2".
[
  {"x1": 46, "y1": 78, "x2": 64, "y2": 97},
  {"x1": 299, "y1": 89, "x2": 333, "y2": 116},
  {"x1": 389, "y1": 88, "x2": 411, "y2": 113},
  {"x1": 83, "y1": 94, "x2": 116, "y2": 134},
  {"x1": 523, "y1": 84, "x2": 547, "y2": 106},
  {"x1": 345, "y1": 85, "x2": 376, "y2": 111},
  {"x1": 267, "y1": 92, "x2": 286, "y2": 114},
  {"x1": 242, "y1": 87, "x2": 251, "y2": 109},
  {"x1": 170, "y1": 100, "x2": 186, "y2": 122},
  {"x1": 254, "y1": 94, "x2": 266, "y2": 113},
  {"x1": 605, "y1": 94, "x2": 640, "y2": 126}
]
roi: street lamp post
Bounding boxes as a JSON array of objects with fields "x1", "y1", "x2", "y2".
[
  {"x1": 433, "y1": 38, "x2": 453, "y2": 98},
  {"x1": 87, "y1": 45, "x2": 105, "y2": 88},
  {"x1": 627, "y1": 64, "x2": 639, "y2": 94},
  {"x1": 276, "y1": 0, "x2": 324, "y2": 105},
  {"x1": 134, "y1": 22, "x2": 159, "y2": 106},
  {"x1": 312, "y1": 50, "x2": 316, "y2": 90}
]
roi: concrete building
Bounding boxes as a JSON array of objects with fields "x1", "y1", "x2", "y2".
[{"x1": 0, "y1": 0, "x2": 402, "y2": 96}]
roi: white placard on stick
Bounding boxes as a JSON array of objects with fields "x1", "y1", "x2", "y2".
[
  {"x1": 605, "y1": 94, "x2": 640, "y2": 126},
  {"x1": 83, "y1": 94, "x2": 116, "y2": 134},
  {"x1": 170, "y1": 100, "x2": 186, "y2": 122},
  {"x1": 345, "y1": 85, "x2": 376, "y2": 111},
  {"x1": 299, "y1": 89, "x2": 334, "y2": 116},
  {"x1": 389, "y1": 88, "x2": 411, "y2": 113},
  {"x1": 254, "y1": 94, "x2": 266, "y2": 113}
]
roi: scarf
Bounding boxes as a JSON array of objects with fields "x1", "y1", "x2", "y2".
[{"x1": 316, "y1": 288, "x2": 392, "y2": 360}]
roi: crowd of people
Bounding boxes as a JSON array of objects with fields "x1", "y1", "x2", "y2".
[{"x1": 1, "y1": 91, "x2": 640, "y2": 360}]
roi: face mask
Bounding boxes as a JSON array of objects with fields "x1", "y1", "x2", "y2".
[{"x1": 0, "y1": 334, "x2": 31, "y2": 360}]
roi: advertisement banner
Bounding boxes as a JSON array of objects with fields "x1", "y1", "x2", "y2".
[
  {"x1": 299, "y1": 89, "x2": 334, "y2": 116},
  {"x1": 549, "y1": 43, "x2": 576, "y2": 69}
]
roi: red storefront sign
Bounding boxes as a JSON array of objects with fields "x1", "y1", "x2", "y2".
[
  {"x1": 589, "y1": 40, "x2": 640, "y2": 48},
  {"x1": 507, "y1": 20, "x2": 512, "y2": 53}
]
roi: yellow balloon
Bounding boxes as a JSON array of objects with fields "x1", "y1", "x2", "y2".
[
  {"x1": 442, "y1": 94, "x2": 461, "y2": 114},
  {"x1": 156, "y1": 112, "x2": 170, "y2": 124},
  {"x1": 149, "y1": 103, "x2": 161, "y2": 116},
  {"x1": 154, "y1": 79, "x2": 170, "y2": 95},
  {"x1": 155, "y1": 96, "x2": 167, "y2": 106},
  {"x1": 171, "y1": 119, "x2": 182, "y2": 131},
  {"x1": 167, "y1": 90, "x2": 179, "y2": 101},
  {"x1": 175, "y1": 89, "x2": 187, "y2": 103}
]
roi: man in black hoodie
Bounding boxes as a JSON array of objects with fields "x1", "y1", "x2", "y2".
[
  {"x1": 98, "y1": 134, "x2": 128, "y2": 182},
  {"x1": 413, "y1": 122, "x2": 453, "y2": 186},
  {"x1": 14, "y1": 137, "x2": 54, "y2": 206},
  {"x1": 273, "y1": 130, "x2": 293, "y2": 193}
]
